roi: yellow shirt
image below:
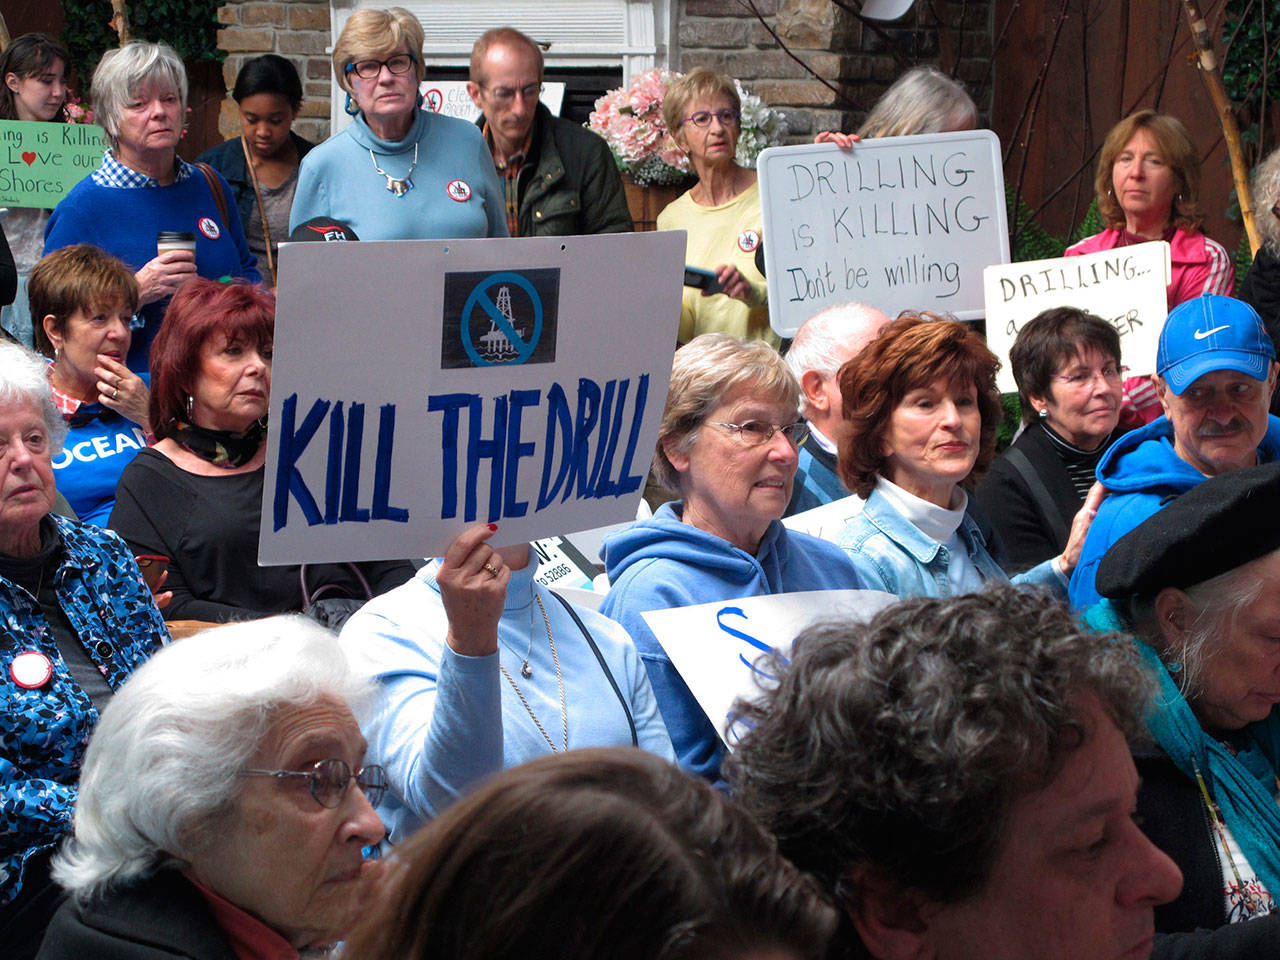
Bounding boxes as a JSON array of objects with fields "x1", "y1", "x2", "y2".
[{"x1": 657, "y1": 181, "x2": 776, "y2": 347}]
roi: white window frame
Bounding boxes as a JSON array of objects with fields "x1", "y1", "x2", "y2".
[{"x1": 328, "y1": 0, "x2": 674, "y2": 133}]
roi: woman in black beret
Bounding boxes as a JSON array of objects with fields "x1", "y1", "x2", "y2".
[{"x1": 1090, "y1": 460, "x2": 1280, "y2": 957}]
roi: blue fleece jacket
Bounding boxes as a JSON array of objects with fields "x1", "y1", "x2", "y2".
[
  {"x1": 45, "y1": 170, "x2": 260, "y2": 373},
  {"x1": 599, "y1": 501, "x2": 860, "y2": 783},
  {"x1": 1068, "y1": 414, "x2": 1280, "y2": 608},
  {"x1": 290, "y1": 108, "x2": 507, "y2": 241}
]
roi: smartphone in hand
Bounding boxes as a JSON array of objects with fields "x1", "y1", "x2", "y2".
[{"x1": 683, "y1": 266, "x2": 723, "y2": 295}]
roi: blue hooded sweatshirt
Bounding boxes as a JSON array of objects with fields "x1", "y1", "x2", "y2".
[
  {"x1": 1068, "y1": 413, "x2": 1280, "y2": 608},
  {"x1": 599, "y1": 501, "x2": 860, "y2": 783}
]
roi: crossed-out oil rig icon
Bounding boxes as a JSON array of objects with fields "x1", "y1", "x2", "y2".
[{"x1": 478, "y1": 286, "x2": 525, "y2": 363}]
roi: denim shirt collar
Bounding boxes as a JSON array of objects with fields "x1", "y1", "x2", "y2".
[{"x1": 861, "y1": 486, "x2": 991, "y2": 565}]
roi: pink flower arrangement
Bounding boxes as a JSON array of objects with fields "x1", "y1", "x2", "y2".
[
  {"x1": 63, "y1": 95, "x2": 94, "y2": 125},
  {"x1": 588, "y1": 68, "x2": 691, "y2": 186}
]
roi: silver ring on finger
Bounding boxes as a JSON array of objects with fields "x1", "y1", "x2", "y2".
[
  {"x1": 482, "y1": 562, "x2": 500, "y2": 577},
  {"x1": 112, "y1": 387, "x2": 119, "y2": 400}
]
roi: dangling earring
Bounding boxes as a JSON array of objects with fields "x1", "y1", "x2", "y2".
[
  {"x1": 344, "y1": 93, "x2": 360, "y2": 117},
  {"x1": 184, "y1": 394, "x2": 193, "y2": 417}
]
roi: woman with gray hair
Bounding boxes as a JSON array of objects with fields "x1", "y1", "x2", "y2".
[
  {"x1": 600, "y1": 333, "x2": 859, "y2": 784},
  {"x1": 1089, "y1": 460, "x2": 1280, "y2": 954},
  {"x1": 45, "y1": 41, "x2": 260, "y2": 374},
  {"x1": 1239, "y1": 146, "x2": 1280, "y2": 414},
  {"x1": 814, "y1": 64, "x2": 978, "y2": 149},
  {"x1": 0, "y1": 341, "x2": 166, "y2": 960},
  {"x1": 290, "y1": 7, "x2": 505, "y2": 241},
  {"x1": 36, "y1": 616, "x2": 386, "y2": 960}
]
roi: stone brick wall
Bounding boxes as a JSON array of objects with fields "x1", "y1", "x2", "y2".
[
  {"x1": 676, "y1": 0, "x2": 993, "y2": 142},
  {"x1": 214, "y1": 0, "x2": 333, "y2": 143}
]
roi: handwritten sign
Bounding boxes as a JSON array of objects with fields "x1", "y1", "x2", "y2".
[
  {"x1": 983, "y1": 241, "x2": 1171, "y2": 393},
  {"x1": 0, "y1": 120, "x2": 106, "y2": 208},
  {"x1": 757, "y1": 131, "x2": 1009, "y2": 336},
  {"x1": 418, "y1": 80, "x2": 565, "y2": 123},
  {"x1": 260, "y1": 233, "x2": 684, "y2": 564},
  {"x1": 642, "y1": 589, "x2": 898, "y2": 747}
]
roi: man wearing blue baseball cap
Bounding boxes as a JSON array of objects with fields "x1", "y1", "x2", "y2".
[{"x1": 1069, "y1": 294, "x2": 1280, "y2": 608}]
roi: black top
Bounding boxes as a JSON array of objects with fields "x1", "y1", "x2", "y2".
[
  {"x1": 1136, "y1": 741, "x2": 1280, "y2": 959},
  {"x1": 109, "y1": 448, "x2": 412, "y2": 621},
  {"x1": 37, "y1": 869, "x2": 236, "y2": 960},
  {"x1": 0, "y1": 221, "x2": 15, "y2": 309},
  {"x1": 973, "y1": 421, "x2": 1112, "y2": 575}
]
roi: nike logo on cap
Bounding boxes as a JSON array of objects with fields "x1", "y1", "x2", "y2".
[{"x1": 1193, "y1": 325, "x2": 1230, "y2": 340}]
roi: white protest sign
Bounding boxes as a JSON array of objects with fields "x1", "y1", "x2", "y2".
[
  {"x1": 757, "y1": 131, "x2": 1009, "y2": 336},
  {"x1": 782, "y1": 493, "x2": 865, "y2": 542},
  {"x1": 642, "y1": 589, "x2": 898, "y2": 747},
  {"x1": 261, "y1": 233, "x2": 684, "y2": 564},
  {"x1": 418, "y1": 80, "x2": 566, "y2": 123},
  {"x1": 982, "y1": 241, "x2": 1171, "y2": 393}
]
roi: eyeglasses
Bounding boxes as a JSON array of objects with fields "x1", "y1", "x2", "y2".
[
  {"x1": 244, "y1": 759, "x2": 388, "y2": 809},
  {"x1": 708, "y1": 419, "x2": 809, "y2": 448},
  {"x1": 679, "y1": 109, "x2": 741, "y2": 129},
  {"x1": 344, "y1": 53, "x2": 417, "y2": 80},
  {"x1": 479, "y1": 82, "x2": 543, "y2": 106},
  {"x1": 1051, "y1": 363, "x2": 1124, "y2": 389}
]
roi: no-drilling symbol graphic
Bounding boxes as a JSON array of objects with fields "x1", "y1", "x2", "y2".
[{"x1": 441, "y1": 269, "x2": 560, "y2": 369}]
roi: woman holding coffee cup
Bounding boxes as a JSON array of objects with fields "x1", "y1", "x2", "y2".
[{"x1": 45, "y1": 42, "x2": 260, "y2": 374}]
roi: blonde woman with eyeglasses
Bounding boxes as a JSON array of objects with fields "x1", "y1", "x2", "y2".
[
  {"x1": 658, "y1": 68, "x2": 774, "y2": 347},
  {"x1": 290, "y1": 7, "x2": 506, "y2": 241},
  {"x1": 600, "y1": 334, "x2": 861, "y2": 785}
]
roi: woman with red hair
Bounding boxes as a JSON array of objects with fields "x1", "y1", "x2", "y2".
[
  {"x1": 109, "y1": 278, "x2": 411, "y2": 623},
  {"x1": 834, "y1": 315, "x2": 1102, "y2": 599}
]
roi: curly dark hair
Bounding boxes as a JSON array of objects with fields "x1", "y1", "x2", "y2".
[
  {"x1": 725, "y1": 586, "x2": 1151, "y2": 915},
  {"x1": 837, "y1": 315, "x2": 1002, "y2": 498},
  {"x1": 345, "y1": 748, "x2": 836, "y2": 960}
]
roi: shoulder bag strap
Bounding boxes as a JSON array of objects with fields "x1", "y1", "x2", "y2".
[
  {"x1": 1003, "y1": 447, "x2": 1072, "y2": 549},
  {"x1": 548, "y1": 589, "x2": 638, "y2": 746},
  {"x1": 193, "y1": 161, "x2": 231, "y2": 228},
  {"x1": 237, "y1": 137, "x2": 276, "y2": 286}
]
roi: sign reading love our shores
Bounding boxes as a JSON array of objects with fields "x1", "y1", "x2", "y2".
[
  {"x1": 756, "y1": 131, "x2": 1010, "y2": 337},
  {"x1": 260, "y1": 233, "x2": 684, "y2": 564},
  {"x1": 982, "y1": 241, "x2": 1171, "y2": 394},
  {"x1": 0, "y1": 120, "x2": 106, "y2": 208}
]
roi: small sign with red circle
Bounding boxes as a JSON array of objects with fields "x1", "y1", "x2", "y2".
[
  {"x1": 737, "y1": 229, "x2": 761, "y2": 253},
  {"x1": 198, "y1": 217, "x2": 221, "y2": 240},
  {"x1": 447, "y1": 180, "x2": 472, "y2": 202}
]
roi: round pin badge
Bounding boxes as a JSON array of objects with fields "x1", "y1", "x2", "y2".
[
  {"x1": 447, "y1": 179, "x2": 472, "y2": 202},
  {"x1": 198, "y1": 217, "x2": 221, "y2": 240},
  {"x1": 737, "y1": 229, "x2": 761, "y2": 253},
  {"x1": 11, "y1": 650, "x2": 53, "y2": 689}
]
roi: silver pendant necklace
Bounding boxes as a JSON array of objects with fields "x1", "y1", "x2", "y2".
[
  {"x1": 499, "y1": 593, "x2": 567, "y2": 752},
  {"x1": 368, "y1": 142, "x2": 418, "y2": 196}
]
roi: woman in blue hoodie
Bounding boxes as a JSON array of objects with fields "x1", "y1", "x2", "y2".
[
  {"x1": 601, "y1": 334, "x2": 860, "y2": 783},
  {"x1": 289, "y1": 8, "x2": 506, "y2": 241}
]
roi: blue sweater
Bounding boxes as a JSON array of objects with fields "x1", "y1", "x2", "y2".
[
  {"x1": 290, "y1": 109, "x2": 507, "y2": 241},
  {"x1": 44, "y1": 169, "x2": 260, "y2": 373},
  {"x1": 339, "y1": 560, "x2": 673, "y2": 841},
  {"x1": 600, "y1": 502, "x2": 861, "y2": 783},
  {"x1": 1068, "y1": 414, "x2": 1280, "y2": 608}
]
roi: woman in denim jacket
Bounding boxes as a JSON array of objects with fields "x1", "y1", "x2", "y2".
[{"x1": 834, "y1": 316, "x2": 1102, "y2": 599}]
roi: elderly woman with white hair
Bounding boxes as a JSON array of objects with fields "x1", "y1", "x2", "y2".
[
  {"x1": 600, "y1": 333, "x2": 861, "y2": 784},
  {"x1": 0, "y1": 341, "x2": 166, "y2": 960},
  {"x1": 45, "y1": 41, "x2": 260, "y2": 373},
  {"x1": 290, "y1": 6, "x2": 505, "y2": 240},
  {"x1": 36, "y1": 617, "x2": 386, "y2": 960}
]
